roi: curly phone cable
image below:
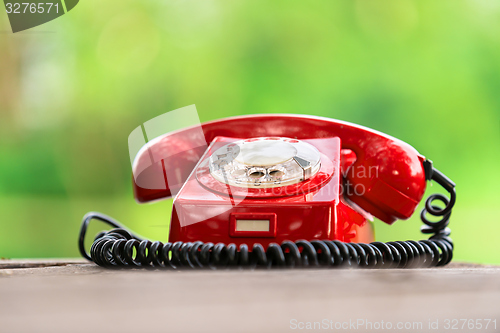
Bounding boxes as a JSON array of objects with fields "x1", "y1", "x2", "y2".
[{"x1": 78, "y1": 165, "x2": 455, "y2": 269}]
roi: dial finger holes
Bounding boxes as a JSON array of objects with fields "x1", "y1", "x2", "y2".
[
  {"x1": 269, "y1": 169, "x2": 284, "y2": 179},
  {"x1": 248, "y1": 168, "x2": 266, "y2": 179},
  {"x1": 208, "y1": 137, "x2": 321, "y2": 189}
]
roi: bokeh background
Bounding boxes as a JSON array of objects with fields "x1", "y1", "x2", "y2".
[{"x1": 0, "y1": 0, "x2": 499, "y2": 263}]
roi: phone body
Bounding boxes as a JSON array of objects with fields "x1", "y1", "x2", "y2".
[{"x1": 131, "y1": 114, "x2": 428, "y2": 248}]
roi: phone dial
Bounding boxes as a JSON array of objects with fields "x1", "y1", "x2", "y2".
[{"x1": 79, "y1": 114, "x2": 456, "y2": 269}]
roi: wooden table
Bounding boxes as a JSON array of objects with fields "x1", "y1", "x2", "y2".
[{"x1": 1, "y1": 260, "x2": 499, "y2": 333}]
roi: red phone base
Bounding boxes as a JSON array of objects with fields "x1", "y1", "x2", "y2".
[{"x1": 168, "y1": 136, "x2": 374, "y2": 248}]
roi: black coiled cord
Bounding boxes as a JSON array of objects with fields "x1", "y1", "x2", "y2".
[{"x1": 78, "y1": 164, "x2": 455, "y2": 269}]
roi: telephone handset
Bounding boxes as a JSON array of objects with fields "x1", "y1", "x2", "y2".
[{"x1": 79, "y1": 114, "x2": 456, "y2": 268}]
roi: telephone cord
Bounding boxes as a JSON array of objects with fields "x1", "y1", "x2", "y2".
[{"x1": 78, "y1": 165, "x2": 455, "y2": 269}]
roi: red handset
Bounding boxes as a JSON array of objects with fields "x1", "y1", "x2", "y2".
[
  {"x1": 133, "y1": 115, "x2": 426, "y2": 223},
  {"x1": 79, "y1": 115, "x2": 456, "y2": 268}
]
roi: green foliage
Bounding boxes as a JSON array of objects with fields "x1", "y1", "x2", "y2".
[{"x1": 0, "y1": 0, "x2": 499, "y2": 262}]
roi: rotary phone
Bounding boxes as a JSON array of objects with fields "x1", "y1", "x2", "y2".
[{"x1": 79, "y1": 114, "x2": 456, "y2": 268}]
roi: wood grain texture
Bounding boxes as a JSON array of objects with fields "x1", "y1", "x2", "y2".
[{"x1": 1, "y1": 260, "x2": 499, "y2": 333}]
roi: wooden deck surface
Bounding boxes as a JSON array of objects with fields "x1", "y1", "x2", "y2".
[{"x1": 1, "y1": 259, "x2": 499, "y2": 333}]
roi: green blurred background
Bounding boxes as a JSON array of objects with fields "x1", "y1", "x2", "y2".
[{"x1": 0, "y1": 0, "x2": 499, "y2": 263}]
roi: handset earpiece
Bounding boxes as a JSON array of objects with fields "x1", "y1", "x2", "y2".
[{"x1": 341, "y1": 137, "x2": 427, "y2": 224}]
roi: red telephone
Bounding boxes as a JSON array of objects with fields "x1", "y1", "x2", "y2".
[{"x1": 79, "y1": 114, "x2": 456, "y2": 268}]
